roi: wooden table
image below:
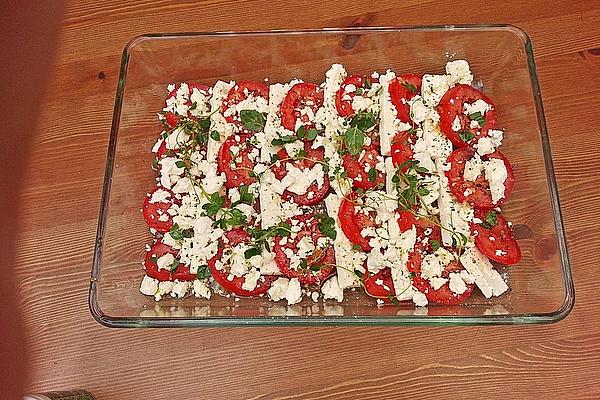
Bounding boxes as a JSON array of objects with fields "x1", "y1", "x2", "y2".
[{"x1": 18, "y1": 1, "x2": 600, "y2": 398}]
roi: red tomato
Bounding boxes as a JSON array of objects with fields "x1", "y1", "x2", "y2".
[
  {"x1": 221, "y1": 80, "x2": 269, "y2": 135},
  {"x1": 335, "y1": 74, "x2": 377, "y2": 117},
  {"x1": 155, "y1": 140, "x2": 180, "y2": 160},
  {"x1": 208, "y1": 229, "x2": 277, "y2": 297},
  {"x1": 270, "y1": 145, "x2": 330, "y2": 206},
  {"x1": 412, "y1": 275, "x2": 474, "y2": 305},
  {"x1": 471, "y1": 210, "x2": 521, "y2": 265},
  {"x1": 144, "y1": 241, "x2": 195, "y2": 282},
  {"x1": 338, "y1": 192, "x2": 381, "y2": 252},
  {"x1": 390, "y1": 130, "x2": 416, "y2": 171},
  {"x1": 437, "y1": 84, "x2": 499, "y2": 147},
  {"x1": 164, "y1": 82, "x2": 211, "y2": 128},
  {"x1": 404, "y1": 215, "x2": 442, "y2": 275},
  {"x1": 273, "y1": 215, "x2": 335, "y2": 285},
  {"x1": 445, "y1": 147, "x2": 515, "y2": 209},
  {"x1": 280, "y1": 82, "x2": 324, "y2": 132},
  {"x1": 388, "y1": 74, "x2": 422, "y2": 123},
  {"x1": 142, "y1": 187, "x2": 178, "y2": 233},
  {"x1": 342, "y1": 145, "x2": 385, "y2": 190},
  {"x1": 363, "y1": 266, "x2": 396, "y2": 301},
  {"x1": 217, "y1": 134, "x2": 258, "y2": 189}
]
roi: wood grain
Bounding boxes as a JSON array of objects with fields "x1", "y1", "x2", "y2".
[{"x1": 16, "y1": 1, "x2": 600, "y2": 399}]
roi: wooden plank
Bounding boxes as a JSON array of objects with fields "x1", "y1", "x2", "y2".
[{"x1": 15, "y1": 1, "x2": 600, "y2": 399}]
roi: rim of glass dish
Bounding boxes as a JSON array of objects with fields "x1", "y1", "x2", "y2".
[{"x1": 89, "y1": 25, "x2": 574, "y2": 328}]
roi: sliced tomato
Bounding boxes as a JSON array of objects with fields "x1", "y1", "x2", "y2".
[
  {"x1": 164, "y1": 82, "x2": 211, "y2": 128},
  {"x1": 217, "y1": 134, "x2": 258, "y2": 189},
  {"x1": 142, "y1": 187, "x2": 178, "y2": 233},
  {"x1": 342, "y1": 145, "x2": 385, "y2": 190},
  {"x1": 445, "y1": 147, "x2": 515, "y2": 209},
  {"x1": 335, "y1": 74, "x2": 377, "y2": 117},
  {"x1": 155, "y1": 140, "x2": 181, "y2": 160},
  {"x1": 270, "y1": 145, "x2": 330, "y2": 206},
  {"x1": 363, "y1": 266, "x2": 396, "y2": 301},
  {"x1": 412, "y1": 275, "x2": 474, "y2": 305},
  {"x1": 221, "y1": 80, "x2": 269, "y2": 135},
  {"x1": 208, "y1": 229, "x2": 276, "y2": 297},
  {"x1": 144, "y1": 241, "x2": 195, "y2": 282},
  {"x1": 405, "y1": 217, "x2": 442, "y2": 275},
  {"x1": 437, "y1": 84, "x2": 499, "y2": 147},
  {"x1": 273, "y1": 215, "x2": 335, "y2": 285},
  {"x1": 390, "y1": 130, "x2": 416, "y2": 171},
  {"x1": 338, "y1": 192, "x2": 381, "y2": 252},
  {"x1": 280, "y1": 82, "x2": 324, "y2": 132},
  {"x1": 388, "y1": 74, "x2": 422, "y2": 123},
  {"x1": 471, "y1": 210, "x2": 521, "y2": 265}
]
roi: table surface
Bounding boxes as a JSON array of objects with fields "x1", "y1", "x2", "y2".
[{"x1": 19, "y1": 1, "x2": 600, "y2": 399}]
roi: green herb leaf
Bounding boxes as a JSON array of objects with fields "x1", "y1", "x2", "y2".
[
  {"x1": 368, "y1": 167, "x2": 377, "y2": 182},
  {"x1": 305, "y1": 129, "x2": 319, "y2": 141},
  {"x1": 239, "y1": 110, "x2": 266, "y2": 132},
  {"x1": 310, "y1": 264, "x2": 321, "y2": 272},
  {"x1": 387, "y1": 293, "x2": 400, "y2": 305},
  {"x1": 354, "y1": 88, "x2": 363, "y2": 95},
  {"x1": 149, "y1": 256, "x2": 158, "y2": 264},
  {"x1": 209, "y1": 193, "x2": 225, "y2": 207},
  {"x1": 196, "y1": 264, "x2": 211, "y2": 279},
  {"x1": 169, "y1": 258, "x2": 180, "y2": 272},
  {"x1": 469, "y1": 111, "x2": 486, "y2": 127},
  {"x1": 402, "y1": 82, "x2": 417, "y2": 94},
  {"x1": 169, "y1": 223, "x2": 183, "y2": 241},
  {"x1": 189, "y1": 101, "x2": 197, "y2": 111},
  {"x1": 293, "y1": 149, "x2": 308, "y2": 160},
  {"x1": 349, "y1": 111, "x2": 377, "y2": 132},
  {"x1": 151, "y1": 158, "x2": 159, "y2": 169},
  {"x1": 352, "y1": 244, "x2": 362, "y2": 252},
  {"x1": 363, "y1": 78, "x2": 372, "y2": 89},
  {"x1": 481, "y1": 210, "x2": 498, "y2": 229},
  {"x1": 237, "y1": 185, "x2": 255, "y2": 205},
  {"x1": 458, "y1": 130, "x2": 475, "y2": 142},
  {"x1": 271, "y1": 134, "x2": 298, "y2": 147},
  {"x1": 198, "y1": 118, "x2": 211, "y2": 131},
  {"x1": 210, "y1": 130, "x2": 221, "y2": 141},
  {"x1": 431, "y1": 239, "x2": 440, "y2": 252},
  {"x1": 317, "y1": 215, "x2": 337, "y2": 240},
  {"x1": 244, "y1": 247, "x2": 261, "y2": 259},
  {"x1": 270, "y1": 153, "x2": 280, "y2": 163},
  {"x1": 344, "y1": 126, "x2": 365, "y2": 156}
]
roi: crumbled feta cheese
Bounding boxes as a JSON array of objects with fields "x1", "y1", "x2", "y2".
[
  {"x1": 322, "y1": 276, "x2": 344, "y2": 302},
  {"x1": 193, "y1": 280, "x2": 212, "y2": 299},
  {"x1": 448, "y1": 272, "x2": 468, "y2": 295},
  {"x1": 421, "y1": 74, "x2": 450, "y2": 106},
  {"x1": 285, "y1": 278, "x2": 303, "y2": 305},
  {"x1": 267, "y1": 277, "x2": 290, "y2": 302},
  {"x1": 445, "y1": 60, "x2": 473, "y2": 85},
  {"x1": 484, "y1": 158, "x2": 508, "y2": 203},
  {"x1": 140, "y1": 275, "x2": 159, "y2": 297},
  {"x1": 156, "y1": 253, "x2": 176, "y2": 271},
  {"x1": 412, "y1": 291, "x2": 428, "y2": 307}
]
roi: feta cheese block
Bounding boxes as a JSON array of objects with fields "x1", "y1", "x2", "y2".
[{"x1": 460, "y1": 247, "x2": 509, "y2": 298}]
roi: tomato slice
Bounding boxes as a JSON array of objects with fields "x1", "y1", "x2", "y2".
[
  {"x1": 208, "y1": 229, "x2": 277, "y2": 297},
  {"x1": 273, "y1": 215, "x2": 335, "y2": 285},
  {"x1": 390, "y1": 130, "x2": 416, "y2": 171},
  {"x1": 445, "y1": 147, "x2": 515, "y2": 209},
  {"x1": 221, "y1": 80, "x2": 269, "y2": 135},
  {"x1": 338, "y1": 192, "x2": 382, "y2": 252},
  {"x1": 142, "y1": 187, "x2": 178, "y2": 233},
  {"x1": 342, "y1": 145, "x2": 385, "y2": 190},
  {"x1": 335, "y1": 74, "x2": 377, "y2": 117},
  {"x1": 388, "y1": 74, "x2": 422, "y2": 123},
  {"x1": 412, "y1": 275, "x2": 474, "y2": 305},
  {"x1": 363, "y1": 266, "x2": 396, "y2": 301},
  {"x1": 270, "y1": 145, "x2": 330, "y2": 206},
  {"x1": 217, "y1": 134, "x2": 258, "y2": 189},
  {"x1": 471, "y1": 210, "x2": 521, "y2": 265},
  {"x1": 164, "y1": 82, "x2": 210, "y2": 128},
  {"x1": 144, "y1": 241, "x2": 195, "y2": 282},
  {"x1": 280, "y1": 82, "x2": 324, "y2": 132},
  {"x1": 437, "y1": 84, "x2": 499, "y2": 148}
]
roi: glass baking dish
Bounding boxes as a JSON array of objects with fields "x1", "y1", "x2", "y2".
[{"x1": 89, "y1": 26, "x2": 573, "y2": 327}]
